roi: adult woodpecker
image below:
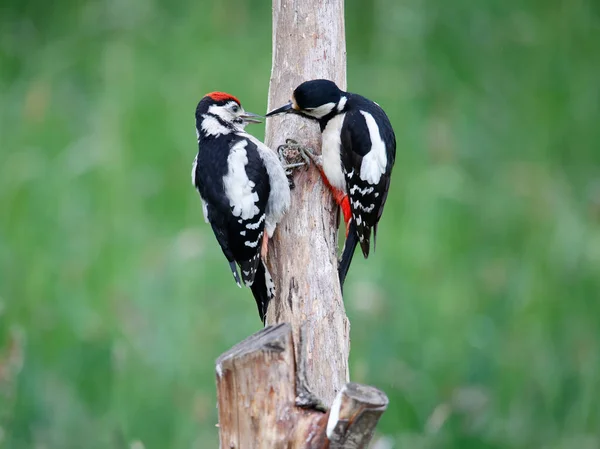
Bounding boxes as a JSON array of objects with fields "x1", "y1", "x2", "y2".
[
  {"x1": 192, "y1": 92, "x2": 292, "y2": 323},
  {"x1": 266, "y1": 79, "x2": 396, "y2": 287}
]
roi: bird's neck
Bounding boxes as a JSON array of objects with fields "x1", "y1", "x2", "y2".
[{"x1": 317, "y1": 92, "x2": 350, "y2": 130}]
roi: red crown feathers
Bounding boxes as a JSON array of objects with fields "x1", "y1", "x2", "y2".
[{"x1": 206, "y1": 92, "x2": 241, "y2": 104}]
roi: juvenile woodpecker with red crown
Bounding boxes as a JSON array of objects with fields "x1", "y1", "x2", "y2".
[
  {"x1": 266, "y1": 80, "x2": 396, "y2": 288},
  {"x1": 192, "y1": 92, "x2": 294, "y2": 323}
]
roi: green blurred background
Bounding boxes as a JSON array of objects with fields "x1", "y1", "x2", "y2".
[{"x1": 1, "y1": 0, "x2": 600, "y2": 447}]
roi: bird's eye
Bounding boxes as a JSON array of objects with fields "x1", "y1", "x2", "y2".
[{"x1": 232, "y1": 105, "x2": 239, "y2": 113}]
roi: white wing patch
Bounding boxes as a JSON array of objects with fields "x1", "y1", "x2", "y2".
[
  {"x1": 322, "y1": 113, "x2": 347, "y2": 192},
  {"x1": 223, "y1": 140, "x2": 260, "y2": 220},
  {"x1": 359, "y1": 111, "x2": 387, "y2": 185}
]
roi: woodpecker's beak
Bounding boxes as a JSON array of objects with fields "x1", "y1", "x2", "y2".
[
  {"x1": 240, "y1": 111, "x2": 263, "y2": 124},
  {"x1": 265, "y1": 101, "x2": 294, "y2": 117}
]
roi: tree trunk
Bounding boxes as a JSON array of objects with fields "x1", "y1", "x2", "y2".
[
  {"x1": 216, "y1": 324, "x2": 388, "y2": 449},
  {"x1": 215, "y1": 1, "x2": 390, "y2": 446},
  {"x1": 264, "y1": 0, "x2": 350, "y2": 407}
]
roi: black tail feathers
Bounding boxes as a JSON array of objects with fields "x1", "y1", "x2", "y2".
[
  {"x1": 239, "y1": 255, "x2": 260, "y2": 287},
  {"x1": 228, "y1": 260, "x2": 242, "y2": 287},
  {"x1": 358, "y1": 225, "x2": 372, "y2": 259},
  {"x1": 250, "y1": 260, "x2": 275, "y2": 324},
  {"x1": 339, "y1": 219, "x2": 359, "y2": 290}
]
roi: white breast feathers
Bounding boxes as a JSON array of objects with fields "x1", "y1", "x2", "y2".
[{"x1": 322, "y1": 113, "x2": 347, "y2": 192}]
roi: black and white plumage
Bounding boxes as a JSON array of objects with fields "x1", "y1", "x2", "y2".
[
  {"x1": 266, "y1": 80, "x2": 396, "y2": 288},
  {"x1": 192, "y1": 92, "x2": 291, "y2": 322}
]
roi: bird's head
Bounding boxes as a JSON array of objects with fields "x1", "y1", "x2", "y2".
[
  {"x1": 196, "y1": 92, "x2": 262, "y2": 137},
  {"x1": 266, "y1": 79, "x2": 345, "y2": 120}
]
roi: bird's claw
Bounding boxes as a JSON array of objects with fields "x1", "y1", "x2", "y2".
[
  {"x1": 277, "y1": 139, "x2": 318, "y2": 188},
  {"x1": 278, "y1": 139, "x2": 307, "y2": 169},
  {"x1": 299, "y1": 146, "x2": 322, "y2": 168}
]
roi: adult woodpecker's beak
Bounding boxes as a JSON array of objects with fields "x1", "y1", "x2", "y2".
[
  {"x1": 265, "y1": 101, "x2": 294, "y2": 117},
  {"x1": 240, "y1": 111, "x2": 263, "y2": 124}
]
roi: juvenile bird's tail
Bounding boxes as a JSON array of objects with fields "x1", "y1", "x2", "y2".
[
  {"x1": 250, "y1": 260, "x2": 275, "y2": 324},
  {"x1": 338, "y1": 219, "x2": 359, "y2": 291}
]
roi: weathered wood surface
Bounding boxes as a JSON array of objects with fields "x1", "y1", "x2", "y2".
[
  {"x1": 327, "y1": 383, "x2": 389, "y2": 449},
  {"x1": 263, "y1": 0, "x2": 350, "y2": 408},
  {"x1": 216, "y1": 324, "x2": 388, "y2": 449},
  {"x1": 215, "y1": 0, "x2": 390, "y2": 446}
]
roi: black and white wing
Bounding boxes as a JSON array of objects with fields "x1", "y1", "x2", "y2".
[
  {"x1": 340, "y1": 105, "x2": 396, "y2": 257},
  {"x1": 193, "y1": 135, "x2": 286, "y2": 322},
  {"x1": 193, "y1": 136, "x2": 269, "y2": 286}
]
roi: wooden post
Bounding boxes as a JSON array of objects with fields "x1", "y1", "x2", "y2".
[
  {"x1": 215, "y1": 0, "x2": 389, "y2": 446},
  {"x1": 216, "y1": 324, "x2": 388, "y2": 449},
  {"x1": 263, "y1": 0, "x2": 350, "y2": 408}
]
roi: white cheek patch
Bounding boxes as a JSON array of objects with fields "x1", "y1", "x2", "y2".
[
  {"x1": 359, "y1": 111, "x2": 387, "y2": 185},
  {"x1": 222, "y1": 140, "x2": 260, "y2": 220},
  {"x1": 207, "y1": 104, "x2": 233, "y2": 122},
  {"x1": 307, "y1": 102, "x2": 336, "y2": 119},
  {"x1": 337, "y1": 96, "x2": 347, "y2": 112},
  {"x1": 201, "y1": 114, "x2": 231, "y2": 136}
]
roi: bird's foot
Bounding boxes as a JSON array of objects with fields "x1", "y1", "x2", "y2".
[
  {"x1": 278, "y1": 139, "x2": 310, "y2": 171},
  {"x1": 299, "y1": 145, "x2": 323, "y2": 169},
  {"x1": 277, "y1": 139, "x2": 313, "y2": 189}
]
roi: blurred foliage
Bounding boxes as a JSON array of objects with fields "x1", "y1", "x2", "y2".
[{"x1": 1, "y1": 0, "x2": 600, "y2": 447}]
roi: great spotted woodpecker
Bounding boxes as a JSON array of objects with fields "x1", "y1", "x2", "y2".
[
  {"x1": 192, "y1": 92, "x2": 292, "y2": 323},
  {"x1": 266, "y1": 79, "x2": 396, "y2": 288}
]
